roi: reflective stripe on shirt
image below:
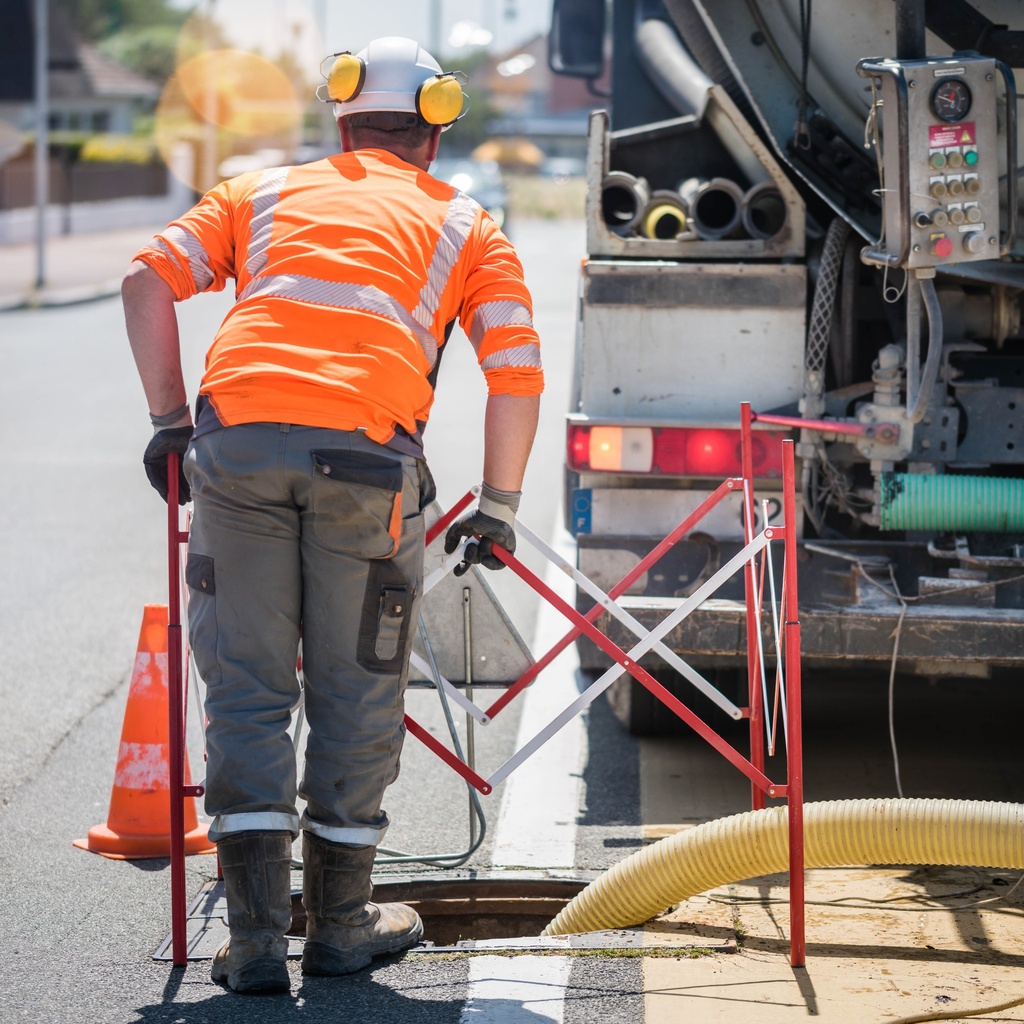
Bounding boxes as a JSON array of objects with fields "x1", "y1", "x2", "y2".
[
  {"x1": 237, "y1": 273, "x2": 439, "y2": 368},
  {"x1": 151, "y1": 226, "x2": 214, "y2": 292},
  {"x1": 481, "y1": 342, "x2": 542, "y2": 371},
  {"x1": 469, "y1": 299, "x2": 534, "y2": 350},
  {"x1": 413, "y1": 189, "x2": 479, "y2": 331},
  {"x1": 245, "y1": 166, "x2": 290, "y2": 279}
]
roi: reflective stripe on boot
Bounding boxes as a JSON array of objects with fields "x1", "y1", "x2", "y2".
[
  {"x1": 211, "y1": 830, "x2": 294, "y2": 994},
  {"x1": 301, "y1": 831, "x2": 424, "y2": 976}
]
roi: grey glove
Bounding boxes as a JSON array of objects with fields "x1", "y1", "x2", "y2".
[{"x1": 444, "y1": 483, "x2": 520, "y2": 576}]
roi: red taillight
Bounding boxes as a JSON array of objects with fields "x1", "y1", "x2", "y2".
[
  {"x1": 569, "y1": 427, "x2": 590, "y2": 470},
  {"x1": 567, "y1": 424, "x2": 786, "y2": 477}
]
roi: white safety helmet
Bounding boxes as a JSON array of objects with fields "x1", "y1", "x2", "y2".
[{"x1": 317, "y1": 36, "x2": 467, "y2": 128}]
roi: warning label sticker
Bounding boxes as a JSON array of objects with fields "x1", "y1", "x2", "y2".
[{"x1": 929, "y1": 122, "x2": 976, "y2": 149}]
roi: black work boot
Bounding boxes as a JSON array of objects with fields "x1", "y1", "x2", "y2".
[
  {"x1": 301, "y1": 831, "x2": 423, "y2": 976},
  {"x1": 211, "y1": 830, "x2": 294, "y2": 994}
]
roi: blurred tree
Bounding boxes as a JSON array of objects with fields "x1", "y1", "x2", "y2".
[
  {"x1": 443, "y1": 48, "x2": 499, "y2": 156},
  {"x1": 96, "y1": 24, "x2": 182, "y2": 82},
  {"x1": 53, "y1": 0, "x2": 188, "y2": 41},
  {"x1": 53, "y1": 0, "x2": 189, "y2": 84}
]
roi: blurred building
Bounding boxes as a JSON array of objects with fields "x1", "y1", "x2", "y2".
[
  {"x1": 0, "y1": 2, "x2": 173, "y2": 241},
  {"x1": 0, "y1": 1, "x2": 158, "y2": 136},
  {"x1": 480, "y1": 34, "x2": 607, "y2": 159}
]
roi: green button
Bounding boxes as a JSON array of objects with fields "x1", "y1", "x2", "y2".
[
  {"x1": 965, "y1": 150, "x2": 979, "y2": 165},
  {"x1": 930, "y1": 152, "x2": 946, "y2": 169}
]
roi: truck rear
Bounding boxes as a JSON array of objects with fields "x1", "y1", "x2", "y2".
[{"x1": 550, "y1": 0, "x2": 1024, "y2": 732}]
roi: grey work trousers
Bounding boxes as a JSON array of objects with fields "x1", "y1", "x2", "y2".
[{"x1": 184, "y1": 422, "x2": 428, "y2": 846}]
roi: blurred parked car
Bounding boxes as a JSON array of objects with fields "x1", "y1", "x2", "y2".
[
  {"x1": 430, "y1": 157, "x2": 509, "y2": 232},
  {"x1": 540, "y1": 156, "x2": 586, "y2": 183}
]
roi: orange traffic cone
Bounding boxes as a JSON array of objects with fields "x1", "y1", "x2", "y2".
[{"x1": 74, "y1": 604, "x2": 215, "y2": 859}]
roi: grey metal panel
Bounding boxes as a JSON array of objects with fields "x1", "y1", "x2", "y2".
[
  {"x1": 409, "y1": 503, "x2": 534, "y2": 687},
  {"x1": 601, "y1": 596, "x2": 1024, "y2": 667},
  {"x1": 953, "y1": 386, "x2": 1024, "y2": 465},
  {"x1": 578, "y1": 261, "x2": 807, "y2": 420},
  {"x1": 585, "y1": 261, "x2": 807, "y2": 308}
]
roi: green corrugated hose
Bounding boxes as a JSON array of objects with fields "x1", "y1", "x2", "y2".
[
  {"x1": 880, "y1": 473, "x2": 1024, "y2": 532},
  {"x1": 542, "y1": 798, "x2": 1024, "y2": 935}
]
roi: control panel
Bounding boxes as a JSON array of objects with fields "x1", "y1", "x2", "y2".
[{"x1": 857, "y1": 55, "x2": 1016, "y2": 270}]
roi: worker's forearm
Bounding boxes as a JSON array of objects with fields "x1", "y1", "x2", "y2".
[
  {"x1": 122, "y1": 260, "x2": 190, "y2": 422},
  {"x1": 482, "y1": 393, "x2": 540, "y2": 494}
]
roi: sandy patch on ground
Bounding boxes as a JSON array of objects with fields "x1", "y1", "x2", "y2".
[{"x1": 642, "y1": 864, "x2": 1024, "y2": 1022}]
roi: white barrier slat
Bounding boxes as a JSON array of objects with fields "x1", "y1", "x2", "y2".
[
  {"x1": 515, "y1": 520, "x2": 743, "y2": 719},
  {"x1": 484, "y1": 532, "x2": 773, "y2": 789}
]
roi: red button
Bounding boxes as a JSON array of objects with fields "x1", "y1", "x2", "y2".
[{"x1": 932, "y1": 236, "x2": 954, "y2": 258}]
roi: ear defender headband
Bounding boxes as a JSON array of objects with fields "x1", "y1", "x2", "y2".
[{"x1": 323, "y1": 52, "x2": 465, "y2": 126}]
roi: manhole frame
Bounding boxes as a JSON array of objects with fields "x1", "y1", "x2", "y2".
[{"x1": 154, "y1": 870, "x2": 733, "y2": 961}]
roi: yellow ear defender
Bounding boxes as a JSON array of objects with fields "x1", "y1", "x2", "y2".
[
  {"x1": 416, "y1": 74, "x2": 465, "y2": 126},
  {"x1": 326, "y1": 52, "x2": 365, "y2": 102}
]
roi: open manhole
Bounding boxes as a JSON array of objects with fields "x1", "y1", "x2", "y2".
[
  {"x1": 288, "y1": 877, "x2": 590, "y2": 947},
  {"x1": 156, "y1": 872, "x2": 734, "y2": 959}
]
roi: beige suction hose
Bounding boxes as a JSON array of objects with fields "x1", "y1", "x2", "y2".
[{"x1": 543, "y1": 798, "x2": 1024, "y2": 935}]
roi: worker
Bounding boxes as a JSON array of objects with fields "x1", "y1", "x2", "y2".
[{"x1": 122, "y1": 36, "x2": 542, "y2": 995}]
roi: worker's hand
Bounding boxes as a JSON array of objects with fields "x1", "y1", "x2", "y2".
[
  {"x1": 444, "y1": 483, "x2": 520, "y2": 576},
  {"x1": 143, "y1": 425, "x2": 193, "y2": 505}
]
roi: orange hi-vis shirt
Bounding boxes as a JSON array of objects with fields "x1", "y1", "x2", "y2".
[{"x1": 134, "y1": 148, "x2": 543, "y2": 453}]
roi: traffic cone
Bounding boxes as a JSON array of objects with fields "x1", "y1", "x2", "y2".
[{"x1": 73, "y1": 604, "x2": 215, "y2": 859}]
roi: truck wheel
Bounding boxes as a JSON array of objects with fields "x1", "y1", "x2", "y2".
[{"x1": 605, "y1": 667, "x2": 745, "y2": 738}]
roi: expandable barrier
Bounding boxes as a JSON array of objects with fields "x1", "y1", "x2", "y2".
[{"x1": 161, "y1": 402, "x2": 806, "y2": 966}]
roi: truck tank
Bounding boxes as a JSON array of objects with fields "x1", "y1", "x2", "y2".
[{"x1": 550, "y1": 0, "x2": 1024, "y2": 733}]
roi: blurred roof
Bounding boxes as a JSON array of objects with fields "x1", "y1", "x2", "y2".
[
  {"x1": 0, "y1": 1, "x2": 159, "y2": 103},
  {"x1": 478, "y1": 33, "x2": 609, "y2": 117},
  {"x1": 50, "y1": 42, "x2": 160, "y2": 102}
]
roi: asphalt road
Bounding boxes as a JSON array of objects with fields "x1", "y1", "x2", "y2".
[
  {"x1": 3, "y1": 215, "x2": 1022, "y2": 1024},
  {"x1": 1, "y1": 216, "x2": 636, "y2": 1023}
]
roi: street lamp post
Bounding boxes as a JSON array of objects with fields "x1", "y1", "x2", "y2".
[
  {"x1": 33, "y1": 0, "x2": 48, "y2": 289},
  {"x1": 430, "y1": 0, "x2": 442, "y2": 57}
]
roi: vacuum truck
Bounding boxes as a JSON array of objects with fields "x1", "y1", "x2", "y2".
[{"x1": 548, "y1": 0, "x2": 1024, "y2": 732}]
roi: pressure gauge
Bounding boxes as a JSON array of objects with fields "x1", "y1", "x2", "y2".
[{"x1": 931, "y1": 78, "x2": 972, "y2": 122}]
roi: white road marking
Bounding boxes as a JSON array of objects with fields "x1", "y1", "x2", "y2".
[
  {"x1": 469, "y1": 526, "x2": 582, "y2": 1021},
  {"x1": 459, "y1": 955, "x2": 571, "y2": 1023},
  {"x1": 491, "y1": 526, "x2": 586, "y2": 869}
]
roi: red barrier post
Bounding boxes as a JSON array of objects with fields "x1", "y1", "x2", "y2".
[
  {"x1": 740, "y1": 403, "x2": 766, "y2": 809},
  {"x1": 166, "y1": 453, "x2": 187, "y2": 966},
  {"x1": 782, "y1": 439, "x2": 805, "y2": 966}
]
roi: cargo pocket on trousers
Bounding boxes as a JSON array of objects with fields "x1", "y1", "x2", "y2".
[
  {"x1": 185, "y1": 552, "x2": 222, "y2": 688},
  {"x1": 311, "y1": 449, "x2": 405, "y2": 559},
  {"x1": 357, "y1": 560, "x2": 414, "y2": 673},
  {"x1": 417, "y1": 459, "x2": 437, "y2": 512}
]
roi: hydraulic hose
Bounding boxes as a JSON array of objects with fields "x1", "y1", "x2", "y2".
[
  {"x1": 640, "y1": 190, "x2": 689, "y2": 240},
  {"x1": 543, "y1": 798, "x2": 1024, "y2": 936},
  {"x1": 879, "y1": 472, "x2": 1024, "y2": 532},
  {"x1": 741, "y1": 182, "x2": 787, "y2": 240},
  {"x1": 679, "y1": 176, "x2": 744, "y2": 240},
  {"x1": 804, "y1": 217, "x2": 852, "y2": 417},
  {"x1": 601, "y1": 171, "x2": 651, "y2": 236},
  {"x1": 907, "y1": 274, "x2": 944, "y2": 424},
  {"x1": 634, "y1": 12, "x2": 712, "y2": 120},
  {"x1": 659, "y1": 0, "x2": 758, "y2": 126}
]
